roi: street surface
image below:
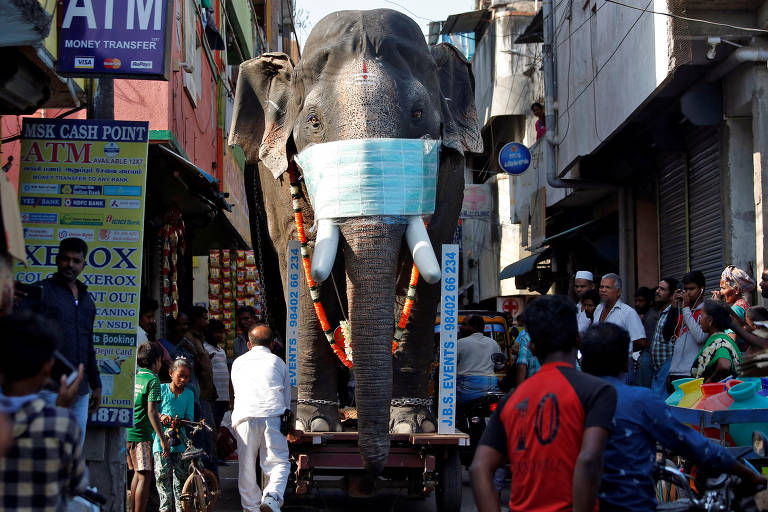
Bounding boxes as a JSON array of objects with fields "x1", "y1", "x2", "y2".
[{"x1": 215, "y1": 463, "x2": 508, "y2": 512}]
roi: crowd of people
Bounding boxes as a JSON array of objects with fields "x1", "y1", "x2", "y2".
[
  {"x1": 2, "y1": 235, "x2": 768, "y2": 512},
  {"x1": 470, "y1": 294, "x2": 767, "y2": 512},
  {"x1": 468, "y1": 264, "x2": 768, "y2": 512},
  {"x1": 0, "y1": 237, "x2": 291, "y2": 512},
  {"x1": 509, "y1": 266, "x2": 768, "y2": 397}
]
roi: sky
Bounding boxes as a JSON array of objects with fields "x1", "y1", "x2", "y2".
[{"x1": 294, "y1": 0, "x2": 475, "y2": 50}]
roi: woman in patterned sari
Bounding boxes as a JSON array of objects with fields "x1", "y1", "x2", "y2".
[{"x1": 692, "y1": 300, "x2": 742, "y2": 383}]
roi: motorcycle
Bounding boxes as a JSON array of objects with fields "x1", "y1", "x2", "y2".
[
  {"x1": 65, "y1": 467, "x2": 107, "y2": 511},
  {"x1": 456, "y1": 353, "x2": 507, "y2": 468},
  {"x1": 655, "y1": 432, "x2": 768, "y2": 511}
]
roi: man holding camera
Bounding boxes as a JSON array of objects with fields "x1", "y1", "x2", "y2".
[{"x1": 665, "y1": 271, "x2": 707, "y2": 389}]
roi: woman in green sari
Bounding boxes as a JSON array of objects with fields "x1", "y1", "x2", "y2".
[{"x1": 692, "y1": 300, "x2": 742, "y2": 383}]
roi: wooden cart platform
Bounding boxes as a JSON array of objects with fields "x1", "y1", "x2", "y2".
[{"x1": 287, "y1": 431, "x2": 469, "y2": 511}]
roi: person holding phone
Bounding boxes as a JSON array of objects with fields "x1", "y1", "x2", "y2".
[
  {"x1": 665, "y1": 271, "x2": 707, "y2": 391},
  {"x1": 16, "y1": 237, "x2": 101, "y2": 446}
]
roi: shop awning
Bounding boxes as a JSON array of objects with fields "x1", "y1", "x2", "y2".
[
  {"x1": 0, "y1": 2, "x2": 81, "y2": 113},
  {"x1": 0, "y1": 0, "x2": 50, "y2": 47},
  {"x1": 441, "y1": 9, "x2": 491, "y2": 35},
  {"x1": 147, "y1": 144, "x2": 249, "y2": 254},
  {"x1": 153, "y1": 144, "x2": 231, "y2": 212},
  {"x1": 500, "y1": 249, "x2": 548, "y2": 280},
  {"x1": 534, "y1": 218, "x2": 603, "y2": 248}
]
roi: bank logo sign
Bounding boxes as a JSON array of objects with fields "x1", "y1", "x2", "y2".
[
  {"x1": 58, "y1": 0, "x2": 171, "y2": 80},
  {"x1": 15, "y1": 118, "x2": 149, "y2": 428},
  {"x1": 74, "y1": 56, "x2": 95, "y2": 69}
]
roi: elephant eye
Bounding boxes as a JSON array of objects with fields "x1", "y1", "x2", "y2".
[
  {"x1": 412, "y1": 110, "x2": 423, "y2": 119},
  {"x1": 307, "y1": 114, "x2": 321, "y2": 129}
]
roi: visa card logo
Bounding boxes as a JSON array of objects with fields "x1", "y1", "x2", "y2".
[{"x1": 74, "y1": 57, "x2": 94, "y2": 69}]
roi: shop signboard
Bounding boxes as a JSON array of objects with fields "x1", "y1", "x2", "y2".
[
  {"x1": 222, "y1": 150, "x2": 252, "y2": 246},
  {"x1": 498, "y1": 142, "x2": 532, "y2": 175},
  {"x1": 461, "y1": 184, "x2": 492, "y2": 219},
  {"x1": 438, "y1": 244, "x2": 459, "y2": 434},
  {"x1": 57, "y1": 0, "x2": 173, "y2": 80},
  {"x1": 14, "y1": 118, "x2": 149, "y2": 428}
]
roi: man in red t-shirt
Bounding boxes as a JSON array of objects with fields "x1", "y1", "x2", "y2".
[{"x1": 470, "y1": 295, "x2": 617, "y2": 512}]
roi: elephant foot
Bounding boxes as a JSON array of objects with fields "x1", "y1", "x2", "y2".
[
  {"x1": 296, "y1": 400, "x2": 342, "y2": 432},
  {"x1": 389, "y1": 400, "x2": 436, "y2": 434}
]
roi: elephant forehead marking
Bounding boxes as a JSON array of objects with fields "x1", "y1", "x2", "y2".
[
  {"x1": 350, "y1": 60, "x2": 378, "y2": 83},
  {"x1": 334, "y1": 58, "x2": 401, "y2": 136}
]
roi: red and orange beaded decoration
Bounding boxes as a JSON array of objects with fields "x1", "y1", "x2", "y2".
[{"x1": 288, "y1": 162, "x2": 420, "y2": 368}]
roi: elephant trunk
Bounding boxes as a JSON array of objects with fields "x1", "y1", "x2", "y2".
[{"x1": 339, "y1": 219, "x2": 407, "y2": 474}]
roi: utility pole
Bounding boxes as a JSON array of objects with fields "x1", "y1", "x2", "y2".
[{"x1": 85, "y1": 77, "x2": 126, "y2": 512}]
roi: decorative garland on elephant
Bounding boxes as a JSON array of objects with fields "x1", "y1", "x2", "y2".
[{"x1": 288, "y1": 163, "x2": 420, "y2": 368}]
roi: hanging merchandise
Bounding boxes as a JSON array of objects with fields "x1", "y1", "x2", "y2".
[
  {"x1": 208, "y1": 248, "x2": 267, "y2": 357},
  {"x1": 160, "y1": 205, "x2": 185, "y2": 318}
]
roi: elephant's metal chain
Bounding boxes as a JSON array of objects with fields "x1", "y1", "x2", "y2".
[
  {"x1": 390, "y1": 398, "x2": 433, "y2": 408},
  {"x1": 298, "y1": 398, "x2": 339, "y2": 407}
]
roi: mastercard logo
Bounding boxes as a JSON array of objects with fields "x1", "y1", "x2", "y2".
[{"x1": 104, "y1": 58, "x2": 121, "y2": 69}]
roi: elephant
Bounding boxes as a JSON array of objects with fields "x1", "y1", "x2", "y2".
[{"x1": 228, "y1": 8, "x2": 482, "y2": 473}]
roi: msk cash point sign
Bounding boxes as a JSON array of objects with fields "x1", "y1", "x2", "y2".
[
  {"x1": 57, "y1": 0, "x2": 172, "y2": 79},
  {"x1": 14, "y1": 118, "x2": 149, "y2": 427}
]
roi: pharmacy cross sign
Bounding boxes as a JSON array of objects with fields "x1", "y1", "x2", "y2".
[{"x1": 57, "y1": 0, "x2": 173, "y2": 80}]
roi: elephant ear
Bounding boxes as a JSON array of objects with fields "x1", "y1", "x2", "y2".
[
  {"x1": 229, "y1": 52, "x2": 294, "y2": 179},
  {"x1": 430, "y1": 43, "x2": 483, "y2": 154}
]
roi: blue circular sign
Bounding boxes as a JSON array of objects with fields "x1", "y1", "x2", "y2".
[{"x1": 498, "y1": 142, "x2": 531, "y2": 175}]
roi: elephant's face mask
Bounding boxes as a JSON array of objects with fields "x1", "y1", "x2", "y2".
[
  {"x1": 295, "y1": 137, "x2": 440, "y2": 220},
  {"x1": 294, "y1": 137, "x2": 442, "y2": 285}
]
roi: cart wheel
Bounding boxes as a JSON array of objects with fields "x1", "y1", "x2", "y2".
[
  {"x1": 436, "y1": 448, "x2": 462, "y2": 512},
  {"x1": 181, "y1": 469, "x2": 219, "y2": 512}
]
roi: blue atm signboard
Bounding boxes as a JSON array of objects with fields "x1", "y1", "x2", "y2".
[{"x1": 57, "y1": 0, "x2": 172, "y2": 80}]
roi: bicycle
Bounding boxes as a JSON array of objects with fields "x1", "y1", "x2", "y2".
[{"x1": 164, "y1": 418, "x2": 220, "y2": 512}]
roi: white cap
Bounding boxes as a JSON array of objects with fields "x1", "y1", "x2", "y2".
[{"x1": 575, "y1": 270, "x2": 593, "y2": 282}]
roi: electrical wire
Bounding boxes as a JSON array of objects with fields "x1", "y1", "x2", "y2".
[
  {"x1": 559, "y1": 0, "x2": 653, "y2": 119},
  {"x1": 556, "y1": 14, "x2": 573, "y2": 144},
  {"x1": 382, "y1": 0, "x2": 434, "y2": 22},
  {"x1": 219, "y1": 0, "x2": 246, "y2": 63},
  {"x1": 286, "y1": 0, "x2": 302, "y2": 59},
  {"x1": 556, "y1": 0, "x2": 608, "y2": 49},
  {"x1": 604, "y1": 0, "x2": 768, "y2": 34},
  {"x1": 1, "y1": 106, "x2": 87, "y2": 144}
]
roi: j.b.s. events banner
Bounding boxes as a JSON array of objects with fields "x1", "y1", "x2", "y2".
[{"x1": 14, "y1": 118, "x2": 149, "y2": 427}]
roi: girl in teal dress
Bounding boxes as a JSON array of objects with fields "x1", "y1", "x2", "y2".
[{"x1": 154, "y1": 358, "x2": 195, "y2": 512}]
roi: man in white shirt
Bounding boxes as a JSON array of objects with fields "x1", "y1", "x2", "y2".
[
  {"x1": 593, "y1": 273, "x2": 647, "y2": 351},
  {"x1": 231, "y1": 325, "x2": 291, "y2": 512},
  {"x1": 574, "y1": 270, "x2": 595, "y2": 334},
  {"x1": 456, "y1": 315, "x2": 503, "y2": 404}
]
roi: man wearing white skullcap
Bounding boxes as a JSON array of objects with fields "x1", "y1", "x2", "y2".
[{"x1": 574, "y1": 271, "x2": 595, "y2": 333}]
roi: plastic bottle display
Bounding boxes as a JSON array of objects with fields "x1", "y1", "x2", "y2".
[
  {"x1": 666, "y1": 378, "x2": 696, "y2": 406},
  {"x1": 675, "y1": 378, "x2": 704, "y2": 408},
  {"x1": 695, "y1": 383, "x2": 733, "y2": 411},
  {"x1": 726, "y1": 381, "x2": 768, "y2": 446}
]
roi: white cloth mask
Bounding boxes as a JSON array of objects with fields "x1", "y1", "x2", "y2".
[{"x1": 295, "y1": 138, "x2": 440, "y2": 220}]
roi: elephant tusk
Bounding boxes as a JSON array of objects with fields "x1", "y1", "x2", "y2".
[
  {"x1": 405, "y1": 216, "x2": 441, "y2": 284},
  {"x1": 310, "y1": 220, "x2": 339, "y2": 283}
]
